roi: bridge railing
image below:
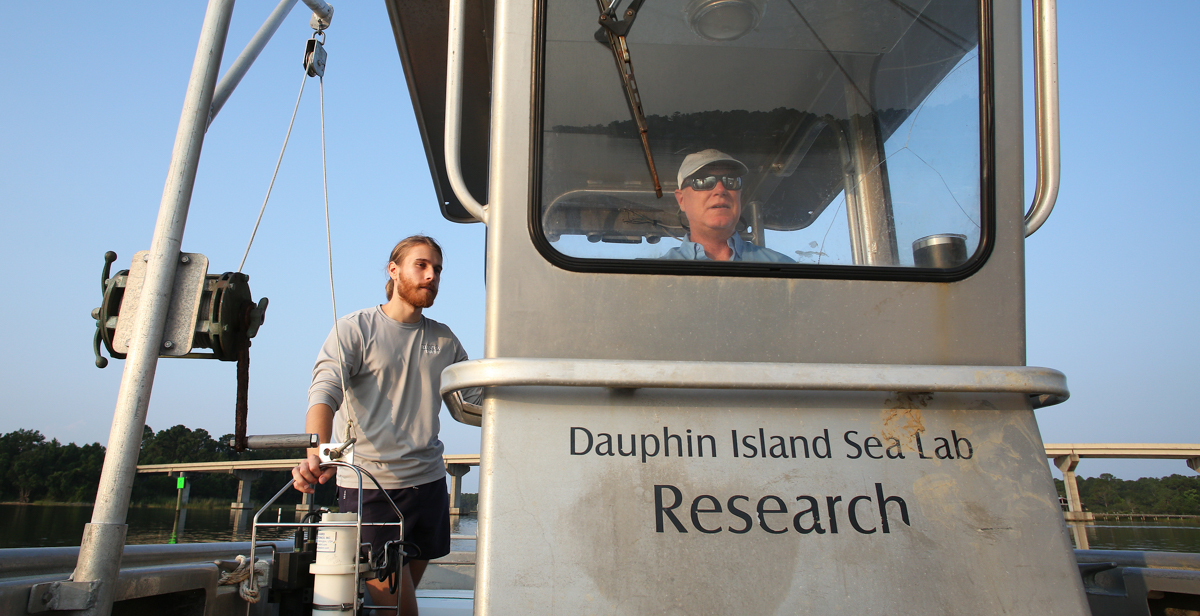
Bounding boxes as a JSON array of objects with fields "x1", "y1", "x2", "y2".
[
  {"x1": 139, "y1": 445, "x2": 1199, "y2": 535},
  {"x1": 137, "y1": 454, "x2": 482, "y2": 528}
]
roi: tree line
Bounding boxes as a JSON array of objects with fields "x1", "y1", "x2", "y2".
[
  {"x1": 0, "y1": 426, "x2": 333, "y2": 506},
  {"x1": 7, "y1": 426, "x2": 1193, "y2": 515},
  {"x1": 1055, "y1": 474, "x2": 1200, "y2": 515}
]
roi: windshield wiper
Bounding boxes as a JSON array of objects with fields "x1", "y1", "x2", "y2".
[{"x1": 596, "y1": 0, "x2": 663, "y2": 198}]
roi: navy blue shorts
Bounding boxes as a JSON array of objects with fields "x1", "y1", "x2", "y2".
[{"x1": 338, "y1": 477, "x2": 450, "y2": 565}]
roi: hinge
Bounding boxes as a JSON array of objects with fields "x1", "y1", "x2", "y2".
[{"x1": 27, "y1": 580, "x2": 101, "y2": 612}]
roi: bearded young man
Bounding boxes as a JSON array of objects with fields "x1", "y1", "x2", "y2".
[{"x1": 292, "y1": 235, "x2": 479, "y2": 615}]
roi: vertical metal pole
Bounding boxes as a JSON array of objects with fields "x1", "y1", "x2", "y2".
[
  {"x1": 832, "y1": 122, "x2": 865, "y2": 263},
  {"x1": 72, "y1": 2, "x2": 235, "y2": 614},
  {"x1": 169, "y1": 474, "x2": 184, "y2": 545},
  {"x1": 837, "y1": 55, "x2": 899, "y2": 266},
  {"x1": 746, "y1": 200, "x2": 765, "y2": 247},
  {"x1": 841, "y1": 109, "x2": 899, "y2": 264}
]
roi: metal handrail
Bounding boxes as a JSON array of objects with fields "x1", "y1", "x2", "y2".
[
  {"x1": 1025, "y1": 0, "x2": 1060, "y2": 236},
  {"x1": 445, "y1": 390, "x2": 483, "y2": 427},
  {"x1": 444, "y1": 0, "x2": 489, "y2": 224},
  {"x1": 440, "y1": 358, "x2": 1070, "y2": 410}
]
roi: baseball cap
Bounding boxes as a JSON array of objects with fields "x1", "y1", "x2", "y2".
[{"x1": 676, "y1": 149, "x2": 749, "y2": 187}]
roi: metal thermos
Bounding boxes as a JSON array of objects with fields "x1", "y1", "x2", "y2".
[{"x1": 912, "y1": 233, "x2": 969, "y2": 268}]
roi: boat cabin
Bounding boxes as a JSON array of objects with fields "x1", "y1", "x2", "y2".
[{"x1": 391, "y1": 0, "x2": 1089, "y2": 612}]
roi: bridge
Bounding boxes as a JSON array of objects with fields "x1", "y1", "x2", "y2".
[
  {"x1": 1040, "y1": 444, "x2": 1200, "y2": 551},
  {"x1": 1043, "y1": 443, "x2": 1200, "y2": 523},
  {"x1": 139, "y1": 445, "x2": 1200, "y2": 531}
]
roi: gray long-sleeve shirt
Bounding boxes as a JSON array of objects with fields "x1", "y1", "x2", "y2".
[{"x1": 308, "y1": 306, "x2": 477, "y2": 489}]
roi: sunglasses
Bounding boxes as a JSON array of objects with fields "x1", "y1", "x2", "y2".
[{"x1": 682, "y1": 173, "x2": 743, "y2": 191}]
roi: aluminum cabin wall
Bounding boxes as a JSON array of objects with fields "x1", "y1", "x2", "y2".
[{"x1": 469, "y1": 3, "x2": 1088, "y2": 614}]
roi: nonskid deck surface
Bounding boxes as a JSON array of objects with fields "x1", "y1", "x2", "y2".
[
  {"x1": 2, "y1": 542, "x2": 1199, "y2": 613},
  {"x1": 0, "y1": 542, "x2": 475, "y2": 615},
  {"x1": 415, "y1": 589, "x2": 474, "y2": 615}
]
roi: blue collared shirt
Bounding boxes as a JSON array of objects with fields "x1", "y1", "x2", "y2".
[{"x1": 661, "y1": 234, "x2": 795, "y2": 263}]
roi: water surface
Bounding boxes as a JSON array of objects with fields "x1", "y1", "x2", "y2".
[
  {"x1": 0, "y1": 504, "x2": 477, "y2": 550},
  {"x1": 1, "y1": 504, "x2": 1193, "y2": 555},
  {"x1": 1068, "y1": 519, "x2": 1200, "y2": 553}
]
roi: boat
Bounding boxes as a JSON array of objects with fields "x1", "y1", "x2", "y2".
[{"x1": 3, "y1": 0, "x2": 1199, "y2": 613}]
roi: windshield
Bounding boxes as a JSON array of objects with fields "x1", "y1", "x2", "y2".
[{"x1": 536, "y1": 0, "x2": 986, "y2": 271}]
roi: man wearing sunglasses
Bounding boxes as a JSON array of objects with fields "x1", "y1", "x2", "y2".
[{"x1": 662, "y1": 149, "x2": 794, "y2": 263}]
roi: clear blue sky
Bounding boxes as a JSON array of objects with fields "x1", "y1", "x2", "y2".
[{"x1": 2, "y1": 1, "x2": 1196, "y2": 492}]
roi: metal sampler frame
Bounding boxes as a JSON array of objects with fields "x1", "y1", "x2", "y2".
[{"x1": 250, "y1": 461, "x2": 407, "y2": 615}]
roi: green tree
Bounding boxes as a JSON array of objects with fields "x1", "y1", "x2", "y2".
[
  {"x1": 1090, "y1": 473, "x2": 1118, "y2": 511},
  {"x1": 139, "y1": 425, "x2": 227, "y2": 464},
  {"x1": 44, "y1": 442, "x2": 105, "y2": 503},
  {"x1": 11, "y1": 439, "x2": 56, "y2": 503},
  {"x1": 1074, "y1": 473, "x2": 1200, "y2": 515},
  {"x1": 0, "y1": 429, "x2": 49, "y2": 502}
]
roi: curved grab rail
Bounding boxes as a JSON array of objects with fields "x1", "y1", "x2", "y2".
[
  {"x1": 444, "y1": 0, "x2": 489, "y2": 224},
  {"x1": 1025, "y1": 0, "x2": 1060, "y2": 236},
  {"x1": 441, "y1": 358, "x2": 1070, "y2": 423},
  {"x1": 445, "y1": 389, "x2": 484, "y2": 427}
]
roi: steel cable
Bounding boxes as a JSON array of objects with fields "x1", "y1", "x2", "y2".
[
  {"x1": 237, "y1": 66, "x2": 311, "y2": 273},
  {"x1": 318, "y1": 60, "x2": 356, "y2": 448}
]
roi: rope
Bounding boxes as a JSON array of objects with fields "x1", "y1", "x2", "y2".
[
  {"x1": 318, "y1": 60, "x2": 357, "y2": 449},
  {"x1": 215, "y1": 555, "x2": 270, "y2": 603},
  {"x1": 232, "y1": 32, "x2": 356, "y2": 453},
  {"x1": 237, "y1": 67, "x2": 312, "y2": 273},
  {"x1": 234, "y1": 343, "x2": 249, "y2": 451}
]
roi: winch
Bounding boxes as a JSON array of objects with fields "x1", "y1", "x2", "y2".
[
  {"x1": 90, "y1": 250, "x2": 268, "y2": 450},
  {"x1": 91, "y1": 250, "x2": 267, "y2": 367}
]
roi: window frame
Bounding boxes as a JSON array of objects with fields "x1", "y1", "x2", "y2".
[{"x1": 527, "y1": 0, "x2": 996, "y2": 282}]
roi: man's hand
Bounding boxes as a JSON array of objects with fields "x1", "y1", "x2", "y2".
[
  {"x1": 296, "y1": 403, "x2": 335, "y2": 493},
  {"x1": 292, "y1": 452, "x2": 335, "y2": 494}
]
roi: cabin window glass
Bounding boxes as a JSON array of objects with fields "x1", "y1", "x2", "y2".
[{"x1": 536, "y1": 0, "x2": 986, "y2": 272}]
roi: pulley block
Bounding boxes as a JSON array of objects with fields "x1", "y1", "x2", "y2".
[{"x1": 304, "y1": 37, "x2": 326, "y2": 78}]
